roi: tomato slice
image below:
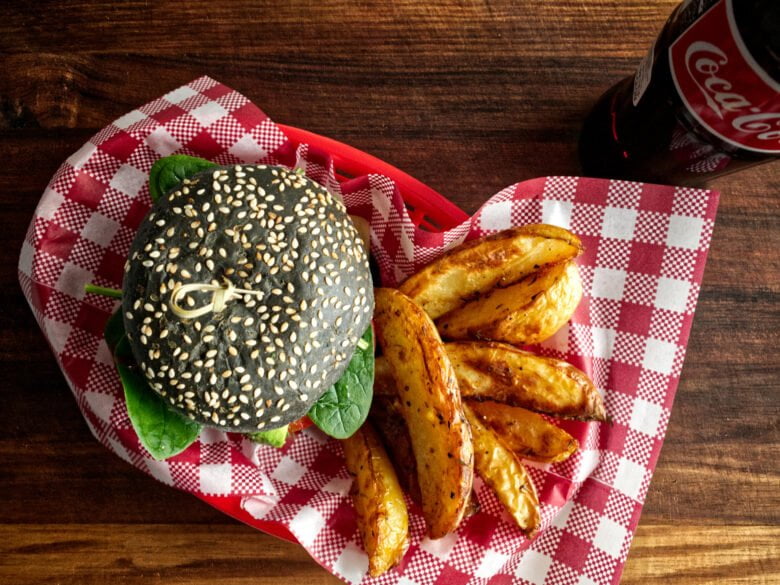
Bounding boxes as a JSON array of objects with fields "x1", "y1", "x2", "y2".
[{"x1": 288, "y1": 415, "x2": 314, "y2": 434}]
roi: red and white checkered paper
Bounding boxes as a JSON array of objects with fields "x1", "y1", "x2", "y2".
[{"x1": 18, "y1": 76, "x2": 719, "y2": 585}]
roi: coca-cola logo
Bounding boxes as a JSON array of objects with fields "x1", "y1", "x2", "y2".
[
  {"x1": 732, "y1": 113, "x2": 780, "y2": 142},
  {"x1": 685, "y1": 42, "x2": 750, "y2": 118},
  {"x1": 669, "y1": 0, "x2": 780, "y2": 153}
]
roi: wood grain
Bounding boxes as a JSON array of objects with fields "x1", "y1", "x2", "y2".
[
  {"x1": 1, "y1": 1, "x2": 679, "y2": 57},
  {"x1": 1, "y1": 0, "x2": 778, "y2": 583},
  {"x1": 0, "y1": 525, "x2": 342, "y2": 585},
  {"x1": 623, "y1": 525, "x2": 780, "y2": 584},
  {"x1": 0, "y1": 524, "x2": 777, "y2": 585}
]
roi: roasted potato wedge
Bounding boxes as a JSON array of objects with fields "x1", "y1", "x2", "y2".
[
  {"x1": 463, "y1": 404, "x2": 540, "y2": 536},
  {"x1": 437, "y1": 260, "x2": 582, "y2": 345},
  {"x1": 468, "y1": 400, "x2": 578, "y2": 463},
  {"x1": 342, "y1": 423, "x2": 409, "y2": 577},
  {"x1": 399, "y1": 225, "x2": 583, "y2": 320},
  {"x1": 373, "y1": 288, "x2": 474, "y2": 538},
  {"x1": 446, "y1": 341, "x2": 606, "y2": 420},
  {"x1": 373, "y1": 356, "x2": 396, "y2": 396},
  {"x1": 375, "y1": 341, "x2": 606, "y2": 421},
  {"x1": 369, "y1": 396, "x2": 422, "y2": 504},
  {"x1": 371, "y1": 395, "x2": 481, "y2": 517}
]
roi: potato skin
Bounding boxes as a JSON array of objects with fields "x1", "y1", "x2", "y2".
[
  {"x1": 370, "y1": 396, "x2": 482, "y2": 516},
  {"x1": 373, "y1": 288, "x2": 474, "y2": 539},
  {"x1": 463, "y1": 404, "x2": 540, "y2": 536},
  {"x1": 342, "y1": 423, "x2": 409, "y2": 577},
  {"x1": 445, "y1": 341, "x2": 607, "y2": 421},
  {"x1": 375, "y1": 342, "x2": 605, "y2": 422},
  {"x1": 437, "y1": 260, "x2": 583, "y2": 346},
  {"x1": 373, "y1": 357, "x2": 396, "y2": 396},
  {"x1": 369, "y1": 396, "x2": 422, "y2": 504},
  {"x1": 399, "y1": 225, "x2": 583, "y2": 320},
  {"x1": 467, "y1": 400, "x2": 578, "y2": 463}
]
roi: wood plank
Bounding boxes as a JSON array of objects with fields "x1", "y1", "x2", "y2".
[
  {"x1": 1, "y1": 1, "x2": 778, "y2": 581},
  {"x1": 0, "y1": 52, "x2": 634, "y2": 130},
  {"x1": 623, "y1": 524, "x2": 780, "y2": 584},
  {"x1": 0, "y1": 524, "x2": 342, "y2": 585},
  {"x1": 1, "y1": 524, "x2": 777, "y2": 584},
  {"x1": 1, "y1": 1, "x2": 678, "y2": 57}
]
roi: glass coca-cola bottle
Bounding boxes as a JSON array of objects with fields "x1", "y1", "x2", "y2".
[{"x1": 579, "y1": 0, "x2": 780, "y2": 186}]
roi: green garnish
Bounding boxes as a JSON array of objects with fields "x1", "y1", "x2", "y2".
[
  {"x1": 248, "y1": 426, "x2": 289, "y2": 448},
  {"x1": 107, "y1": 312, "x2": 202, "y2": 460},
  {"x1": 148, "y1": 154, "x2": 218, "y2": 202},
  {"x1": 84, "y1": 284, "x2": 123, "y2": 299},
  {"x1": 307, "y1": 327, "x2": 374, "y2": 440},
  {"x1": 103, "y1": 308, "x2": 126, "y2": 354}
]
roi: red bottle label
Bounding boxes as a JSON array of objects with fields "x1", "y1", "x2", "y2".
[{"x1": 669, "y1": 0, "x2": 780, "y2": 154}]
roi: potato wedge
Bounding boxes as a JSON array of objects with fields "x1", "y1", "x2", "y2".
[
  {"x1": 375, "y1": 342, "x2": 606, "y2": 421},
  {"x1": 446, "y1": 341, "x2": 606, "y2": 421},
  {"x1": 373, "y1": 288, "x2": 474, "y2": 538},
  {"x1": 369, "y1": 396, "x2": 422, "y2": 504},
  {"x1": 371, "y1": 395, "x2": 481, "y2": 517},
  {"x1": 463, "y1": 489, "x2": 481, "y2": 519},
  {"x1": 463, "y1": 403, "x2": 540, "y2": 536},
  {"x1": 467, "y1": 400, "x2": 578, "y2": 463},
  {"x1": 373, "y1": 356, "x2": 396, "y2": 396},
  {"x1": 342, "y1": 422, "x2": 409, "y2": 577},
  {"x1": 437, "y1": 260, "x2": 582, "y2": 345},
  {"x1": 399, "y1": 225, "x2": 583, "y2": 320}
]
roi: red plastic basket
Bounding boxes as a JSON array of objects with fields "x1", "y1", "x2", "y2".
[
  {"x1": 196, "y1": 124, "x2": 469, "y2": 545},
  {"x1": 279, "y1": 124, "x2": 468, "y2": 231}
]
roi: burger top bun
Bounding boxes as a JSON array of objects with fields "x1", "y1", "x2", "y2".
[{"x1": 122, "y1": 164, "x2": 374, "y2": 432}]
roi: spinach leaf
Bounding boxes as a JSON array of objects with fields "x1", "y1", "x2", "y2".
[
  {"x1": 248, "y1": 425, "x2": 289, "y2": 448},
  {"x1": 308, "y1": 327, "x2": 374, "y2": 440},
  {"x1": 114, "y1": 337, "x2": 202, "y2": 460},
  {"x1": 148, "y1": 154, "x2": 217, "y2": 202},
  {"x1": 104, "y1": 309, "x2": 126, "y2": 354}
]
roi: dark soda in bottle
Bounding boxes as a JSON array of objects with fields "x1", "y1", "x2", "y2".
[{"x1": 579, "y1": 0, "x2": 780, "y2": 186}]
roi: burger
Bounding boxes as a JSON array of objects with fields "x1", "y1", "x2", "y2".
[{"x1": 97, "y1": 156, "x2": 375, "y2": 458}]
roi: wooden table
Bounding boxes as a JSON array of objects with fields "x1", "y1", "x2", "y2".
[{"x1": 1, "y1": 1, "x2": 778, "y2": 583}]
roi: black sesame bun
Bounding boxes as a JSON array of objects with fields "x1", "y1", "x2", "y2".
[{"x1": 122, "y1": 164, "x2": 373, "y2": 432}]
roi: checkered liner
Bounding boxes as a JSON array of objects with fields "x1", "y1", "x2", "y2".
[{"x1": 18, "y1": 77, "x2": 719, "y2": 585}]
